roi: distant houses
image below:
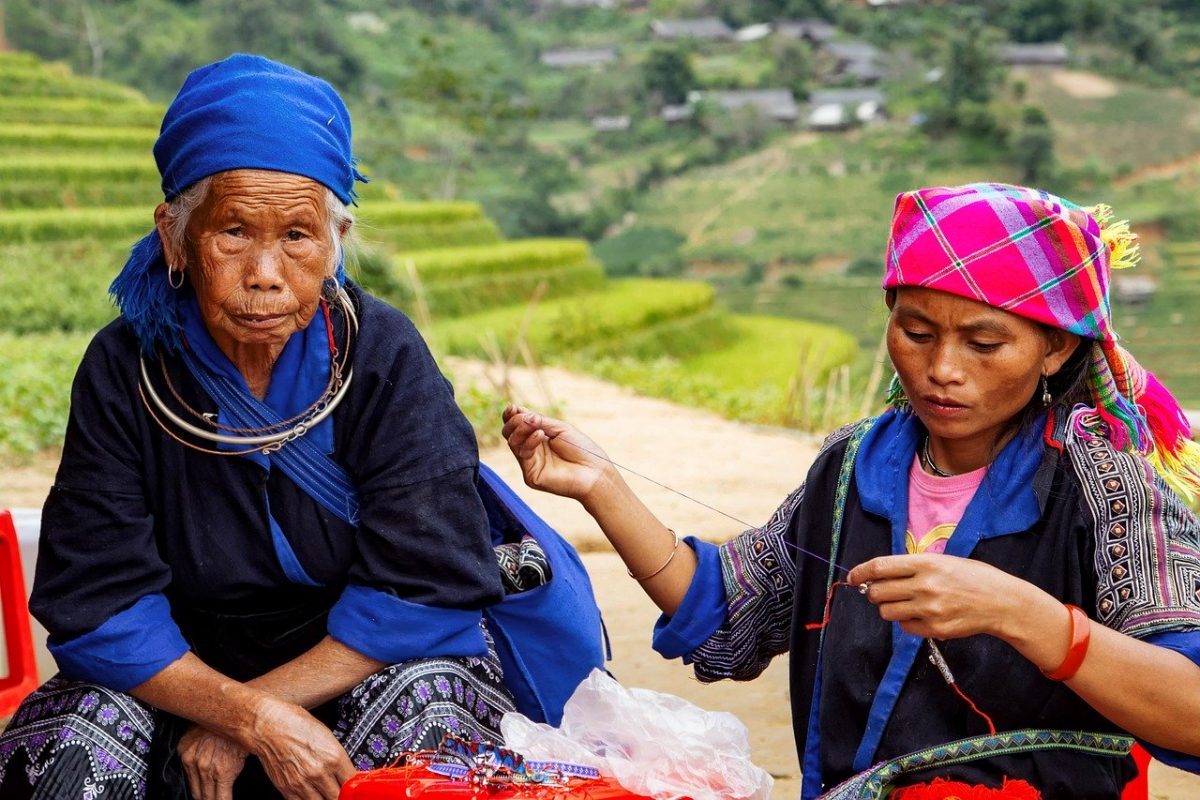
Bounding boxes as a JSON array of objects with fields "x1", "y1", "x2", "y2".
[
  {"x1": 533, "y1": 0, "x2": 619, "y2": 8},
  {"x1": 807, "y1": 89, "x2": 887, "y2": 129},
  {"x1": 533, "y1": 12, "x2": 908, "y2": 136},
  {"x1": 712, "y1": 89, "x2": 800, "y2": 122},
  {"x1": 661, "y1": 89, "x2": 800, "y2": 124},
  {"x1": 591, "y1": 115, "x2": 632, "y2": 132},
  {"x1": 823, "y1": 40, "x2": 885, "y2": 84},
  {"x1": 776, "y1": 18, "x2": 836, "y2": 46},
  {"x1": 650, "y1": 17, "x2": 734, "y2": 41},
  {"x1": 1001, "y1": 42, "x2": 1070, "y2": 68},
  {"x1": 539, "y1": 48, "x2": 619, "y2": 69}
]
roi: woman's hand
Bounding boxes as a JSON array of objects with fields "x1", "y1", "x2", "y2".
[
  {"x1": 247, "y1": 696, "x2": 356, "y2": 800},
  {"x1": 179, "y1": 725, "x2": 248, "y2": 800},
  {"x1": 847, "y1": 554, "x2": 1045, "y2": 641},
  {"x1": 501, "y1": 404, "x2": 614, "y2": 502}
]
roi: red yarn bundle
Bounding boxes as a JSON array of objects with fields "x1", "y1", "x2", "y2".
[{"x1": 890, "y1": 777, "x2": 1041, "y2": 800}]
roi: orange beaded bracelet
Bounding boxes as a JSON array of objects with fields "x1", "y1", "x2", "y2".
[{"x1": 1043, "y1": 603, "x2": 1091, "y2": 681}]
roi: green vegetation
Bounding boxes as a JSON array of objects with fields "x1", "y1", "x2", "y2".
[
  {"x1": 0, "y1": 332, "x2": 92, "y2": 455},
  {"x1": 6, "y1": 0, "x2": 1199, "y2": 453},
  {"x1": 434, "y1": 279, "x2": 718, "y2": 357},
  {"x1": 0, "y1": 206, "x2": 154, "y2": 245},
  {"x1": 588, "y1": 315, "x2": 860, "y2": 428},
  {"x1": 0, "y1": 49, "x2": 859, "y2": 461}
]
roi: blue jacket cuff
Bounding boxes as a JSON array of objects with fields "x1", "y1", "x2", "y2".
[
  {"x1": 48, "y1": 594, "x2": 189, "y2": 692},
  {"x1": 652, "y1": 537, "x2": 728, "y2": 660},
  {"x1": 1136, "y1": 630, "x2": 1200, "y2": 773},
  {"x1": 328, "y1": 584, "x2": 488, "y2": 664}
]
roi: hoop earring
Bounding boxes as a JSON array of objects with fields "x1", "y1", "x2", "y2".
[
  {"x1": 1041, "y1": 374, "x2": 1052, "y2": 407},
  {"x1": 167, "y1": 264, "x2": 185, "y2": 290}
]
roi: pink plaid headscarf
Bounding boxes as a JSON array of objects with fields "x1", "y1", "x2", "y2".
[{"x1": 882, "y1": 182, "x2": 1200, "y2": 499}]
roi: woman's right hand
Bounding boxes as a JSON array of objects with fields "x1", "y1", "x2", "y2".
[
  {"x1": 245, "y1": 695, "x2": 356, "y2": 800},
  {"x1": 502, "y1": 404, "x2": 613, "y2": 502}
]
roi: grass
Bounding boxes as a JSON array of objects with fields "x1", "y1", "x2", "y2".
[
  {"x1": 432, "y1": 278, "x2": 716, "y2": 357},
  {"x1": 0, "y1": 123, "x2": 158, "y2": 154},
  {"x1": 586, "y1": 314, "x2": 862, "y2": 430},
  {"x1": 0, "y1": 97, "x2": 165, "y2": 128},
  {"x1": 634, "y1": 128, "x2": 1009, "y2": 265},
  {"x1": 0, "y1": 156, "x2": 158, "y2": 194},
  {"x1": 0, "y1": 240, "x2": 124, "y2": 334},
  {"x1": 0, "y1": 206, "x2": 153, "y2": 244},
  {"x1": 1023, "y1": 75, "x2": 1200, "y2": 173},
  {"x1": 0, "y1": 331, "x2": 92, "y2": 457}
]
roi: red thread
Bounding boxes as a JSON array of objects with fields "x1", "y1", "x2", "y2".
[
  {"x1": 805, "y1": 580, "x2": 855, "y2": 630},
  {"x1": 803, "y1": 579, "x2": 998, "y2": 737},
  {"x1": 321, "y1": 300, "x2": 336, "y2": 354},
  {"x1": 950, "y1": 679, "x2": 996, "y2": 735}
]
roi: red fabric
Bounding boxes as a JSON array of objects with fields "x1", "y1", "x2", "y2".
[
  {"x1": 1120, "y1": 745, "x2": 1150, "y2": 800},
  {"x1": 890, "y1": 777, "x2": 1041, "y2": 799},
  {"x1": 339, "y1": 765, "x2": 658, "y2": 799}
]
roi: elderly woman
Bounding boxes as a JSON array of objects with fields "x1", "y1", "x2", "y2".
[
  {"x1": 0, "y1": 55, "x2": 603, "y2": 800},
  {"x1": 504, "y1": 184, "x2": 1200, "y2": 798}
]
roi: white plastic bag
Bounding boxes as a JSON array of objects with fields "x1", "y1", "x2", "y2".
[{"x1": 501, "y1": 669, "x2": 773, "y2": 800}]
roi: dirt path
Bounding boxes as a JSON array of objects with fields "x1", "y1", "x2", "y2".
[{"x1": 3, "y1": 361, "x2": 1198, "y2": 797}]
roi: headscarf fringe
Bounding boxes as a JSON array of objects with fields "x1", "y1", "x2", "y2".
[
  {"x1": 1086, "y1": 340, "x2": 1200, "y2": 500},
  {"x1": 1085, "y1": 203, "x2": 1141, "y2": 271}
]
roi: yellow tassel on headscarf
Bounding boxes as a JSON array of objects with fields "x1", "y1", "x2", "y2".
[{"x1": 1086, "y1": 203, "x2": 1141, "y2": 271}]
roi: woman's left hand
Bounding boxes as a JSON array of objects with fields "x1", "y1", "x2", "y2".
[
  {"x1": 178, "y1": 724, "x2": 249, "y2": 800},
  {"x1": 847, "y1": 554, "x2": 1042, "y2": 641}
]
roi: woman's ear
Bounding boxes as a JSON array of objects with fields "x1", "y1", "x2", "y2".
[
  {"x1": 1044, "y1": 330, "x2": 1081, "y2": 377},
  {"x1": 153, "y1": 203, "x2": 178, "y2": 268},
  {"x1": 885, "y1": 288, "x2": 898, "y2": 310}
]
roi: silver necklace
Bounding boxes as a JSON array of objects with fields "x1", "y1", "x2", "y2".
[
  {"x1": 139, "y1": 286, "x2": 358, "y2": 451},
  {"x1": 921, "y1": 436, "x2": 954, "y2": 477}
]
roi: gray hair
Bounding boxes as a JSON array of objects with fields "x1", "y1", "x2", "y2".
[{"x1": 160, "y1": 175, "x2": 356, "y2": 274}]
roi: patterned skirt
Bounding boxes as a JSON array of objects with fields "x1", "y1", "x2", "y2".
[{"x1": 0, "y1": 638, "x2": 514, "y2": 799}]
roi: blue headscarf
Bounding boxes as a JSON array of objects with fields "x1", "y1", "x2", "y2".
[{"x1": 109, "y1": 53, "x2": 368, "y2": 353}]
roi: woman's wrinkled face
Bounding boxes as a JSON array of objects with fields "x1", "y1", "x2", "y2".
[
  {"x1": 886, "y1": 287, "x2": 1077, "y2": 450},
  {"x1": 178, "y1": 169, "x2": 334, "y2": 356}
]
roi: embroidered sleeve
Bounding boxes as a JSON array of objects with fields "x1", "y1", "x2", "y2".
[
  {"x1": 681, "y1": 421, "x2": 861, "y2": 682},
  {"x1": 1066, "y1": 417, "x2": 1200, "y2": 637},
  {"x1": 683, "y1": 481, "x2": 807, "y2": 682}
]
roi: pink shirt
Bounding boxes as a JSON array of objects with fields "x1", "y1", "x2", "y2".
[{"x1": 906, "y1": 455, "x2": 987, "y2": 554}]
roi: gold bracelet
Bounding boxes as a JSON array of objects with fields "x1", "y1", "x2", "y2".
[{"x1": 627, "y1": 529, "x2": 681, "y2": 581}]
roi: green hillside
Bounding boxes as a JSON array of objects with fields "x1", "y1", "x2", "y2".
[{"x1": 0, "y1": 52, "x2": 856, "y2": 459}]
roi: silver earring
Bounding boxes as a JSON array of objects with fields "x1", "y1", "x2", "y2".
[
  {"x1": 1041, "y1": 375, "x2": 1052, "y2": 407},
  {"x1": 167, "y1": 263, "x2": 185, "y2": 290}
]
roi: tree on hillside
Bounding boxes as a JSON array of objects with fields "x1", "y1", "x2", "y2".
[
  {"x1": 7, "y1": 0, "x2": 140, "y2": 77},
  {"x1": 711, "y1": 0, "x2": 835, "y2": 27},
  {"x1": 204, "y1": 0, "x2": 363, "y2": 91},
  {"x1": 642, "y1": 46, "x2": 694, "y2": 107},
  {"x1": 1011, "y1": 106, "x2": 1054, "y2": 185},
  {"x1": 924, "y1": 12, "x2": 1006, "y2": 136},
  {"x1": 401, "y1": 33, "x2": 529, "y2": 198},
  {"x1": 768, "y1": 36, "x2": 812, "y2": 98}
]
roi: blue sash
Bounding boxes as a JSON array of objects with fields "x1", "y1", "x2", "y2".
[
  {"x1": 179, "y1": 327, "x2": 605, "y2": 725},
  {"x1": 477, "y1": 463, "x2": 608, "y2": 725}
]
